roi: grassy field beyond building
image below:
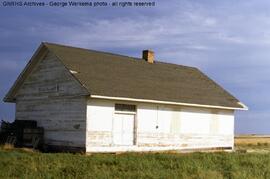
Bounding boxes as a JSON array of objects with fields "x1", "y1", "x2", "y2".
[
  {"x1": 1, "y1": 145, "x2": 270, "y2": 179},
  {"x1": 235, "y1": 135, "x2": 270, "y2": 152},
  {"x1": 235, "y1": 135, "x2": 270, "y2": 145}
]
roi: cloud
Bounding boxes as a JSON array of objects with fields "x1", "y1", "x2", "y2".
[
  {"x1": 0, "y1": 0, "x2": 270, "y2": 134},
  {"x1": 0, "y1": 60, "x2": 22, "y2": 70}
]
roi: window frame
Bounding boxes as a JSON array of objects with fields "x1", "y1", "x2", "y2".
[{"x1": 114, "y1": 103, "x2": 136, "y2": 114}]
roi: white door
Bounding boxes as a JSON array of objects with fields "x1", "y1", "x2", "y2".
[{"x1": 113, "y1": 114, "x2": 135, "y2": 146}]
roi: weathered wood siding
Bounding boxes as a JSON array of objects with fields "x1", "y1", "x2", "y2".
[
  {"x1": 86, "y1": 99, "x2": 234, "y2": 152},
  {"x1": 15, "y1": 51, "x2": 88, "y2": 148}
]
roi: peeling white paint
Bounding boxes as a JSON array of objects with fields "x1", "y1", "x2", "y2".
[
  {"x1": 15, "y1": 51, "x2": 87, "y2": 148},
  {"x1": 13, "y1": 50, "x2": 236, "y2": 153},
  {"x1": 86, "y1": 98, "x2": 234, "y2": 152}
]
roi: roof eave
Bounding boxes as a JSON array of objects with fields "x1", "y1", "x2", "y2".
[
  {"x1": 3, "y1": 97, "x2": 15, "y2": 103},
  {"x1": 237, "y1": 102, "x2": 249, "y2": 110},
  {"x1": 90, "y1": 95, "x2": 248, "y2": 111},
  {"x1": 3, "y1": 43, "x2": 48, "y2": 103}
]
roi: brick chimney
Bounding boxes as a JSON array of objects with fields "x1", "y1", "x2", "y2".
[{"x1": 142, "y1": 50, "x2": 154, "y2": 63}]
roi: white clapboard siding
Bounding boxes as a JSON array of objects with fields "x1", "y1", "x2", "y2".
[
  {"x1": 15, "y1": 51, "x2": 88, "y2": 148},
  {"x1": 86, "y1": 98, "x2": 234, "y2": 152}
]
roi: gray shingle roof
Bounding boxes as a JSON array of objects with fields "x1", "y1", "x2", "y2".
[{"x1": 43, "y1": 42, "x2": 244, "y2": 109}]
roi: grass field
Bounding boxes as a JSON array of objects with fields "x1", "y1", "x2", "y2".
[
  {"x1": 235, "y1": 135, "x2": 270, "y2": 145},
  {"x1": 235, "y1": 135, "x2": 270, "y2": 153},
  {"x1": 1, "y1": 145, "x2": 270, "y2": 179}
]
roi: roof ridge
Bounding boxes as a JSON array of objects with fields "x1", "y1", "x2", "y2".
[
  {"x1": 42, "y1": 42, "x2": 196, "y2": 69},
  {"x1": 43, "y1": 42, "x2": 141, "y2": 61}
]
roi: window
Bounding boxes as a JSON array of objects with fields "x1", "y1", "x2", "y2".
[{"x1": 115, "y1": 104, "x2": 136, "y2": 112}]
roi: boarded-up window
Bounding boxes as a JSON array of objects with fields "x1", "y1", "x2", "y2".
[
  {"x1": 170, "y1": 110, "x2": 181, "y2": 134},
  {"x1": 115, "y1": 104, "x2": 136, "y2": 112},
  {"x1": 181, "y1": 108, "x2": 211, "y2": 134}
]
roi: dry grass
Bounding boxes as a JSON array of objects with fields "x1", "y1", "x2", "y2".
[
  {"x1": 2, "y1": 144, "x2": 14, "y2": 150},
  {"x1": 235, "y1": 135, "x2": 270, "y2": 146},
  {"x1": 0, "y1": 144, "x2": 37, "y2": 153},
  {"x1": 234, "y1": 135, "x2": 270, "y2": 145},
  {"x1": 234, "y1": 135, "x2": 270, "y2": 153}
]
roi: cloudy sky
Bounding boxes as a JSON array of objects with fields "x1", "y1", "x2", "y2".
[{"x1": 0, "y1": 0, "x2": 269, "y2": 134}]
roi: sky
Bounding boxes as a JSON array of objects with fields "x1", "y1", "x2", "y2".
[{"x1": 0, "y1": 0, "x2": 269, "y2": 134}]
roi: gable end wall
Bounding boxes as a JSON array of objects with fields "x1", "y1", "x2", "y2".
[{"x1": 15, "y1": 51, "x2": 88, "y2": 150}]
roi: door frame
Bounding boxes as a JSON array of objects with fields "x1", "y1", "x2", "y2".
[{"x1": 113, "y1": 110, "x2": 137, "y2": 146}]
